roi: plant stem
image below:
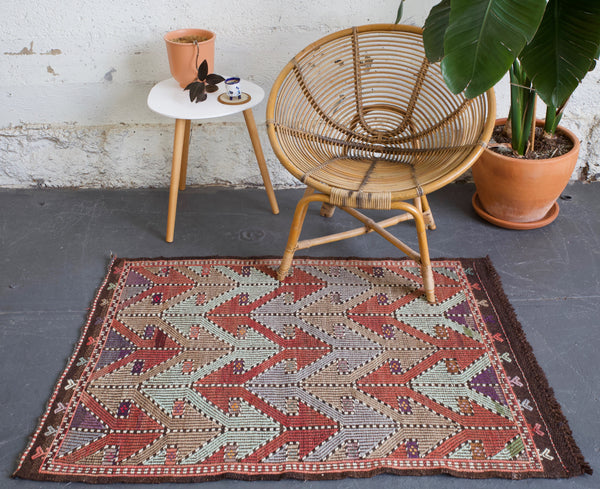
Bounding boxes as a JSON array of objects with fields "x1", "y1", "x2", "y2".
[
  {"x1": 521, "y1": 89, "x2": 536, "y2": 155},
  {"x1": 509, "y1": 62, "x2": 524, "y2": 154},
  {"x1": 544, "y1": 102, "x2": 565, "y2": 136},
  {"x1": 529, "y1": 95, "x2": 537, "y2": 153},
  {"x1": 509, "y1": 60, "x2": 536, "y2": 155}
]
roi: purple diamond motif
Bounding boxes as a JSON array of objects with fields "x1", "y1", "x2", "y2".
[
  {"x1": 398, "y1": 397, "x2": 412, "y2": 414},
  {"x1": 406, "y1": 440, "x2": 419, "y2": 458},
  {"x1": 131, "y1": 360, "x2": 144, "y2": 375},
  {"x1": 117, "y1": 401, "x2": 131, "y2": 417},
  {"x1": 389, "y1": 359, "x2": 402, "y2": 374},
  {"x1": 382, "y1": 324, "x2": 395, "y2": 339}
]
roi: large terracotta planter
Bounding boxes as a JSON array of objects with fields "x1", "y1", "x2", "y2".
[
  {"x1": 164, "y1": 28, "x2": 215, "y2": 88},
  {"x1": 471, "y1": 118, "x2": 579, "y2": 230}
]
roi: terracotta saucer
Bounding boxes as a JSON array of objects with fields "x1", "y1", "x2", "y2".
[{"x1": 471, "y1": 192, "x2": 559, "y2": 230}]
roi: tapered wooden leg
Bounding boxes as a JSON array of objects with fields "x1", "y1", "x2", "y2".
[
  {"x1": 243, "y1": 108, "x2": 279, "y2": 215},
  {"x1": 278, "y1": 188, "x2": 315, "y2": 280},
  {"x1": 166, "y1": 118, "x2": 187, "y2": 243},
  {"x1": 179, "y1": 119, "x2": 191, "y2": 191}
]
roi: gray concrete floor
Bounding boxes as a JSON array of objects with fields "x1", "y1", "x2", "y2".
[{"x1": 1, "y1": 183, "x2": 598, "y2": 488}]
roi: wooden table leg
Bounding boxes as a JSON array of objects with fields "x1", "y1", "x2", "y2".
[
  {"x1": 243, "y1": 108, "x2": 279, "y2": 215},
  {"x1": 166, "y1": 118, "x2": 188, "y2": 243},
  {"x1": 179, "y1": 119, "x2": 191, "y2": 191}
]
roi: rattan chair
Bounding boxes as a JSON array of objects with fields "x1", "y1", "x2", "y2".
[{"x1": 266, "y1": 24, "x2": 496, "y2": 302}]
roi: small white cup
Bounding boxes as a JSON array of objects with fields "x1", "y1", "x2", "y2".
[{"x1": 225, "y1": 77, "x2": 242, "y2": 100}]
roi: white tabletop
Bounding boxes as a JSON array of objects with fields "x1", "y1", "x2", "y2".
[{"x1": 147, "y1": 78, "x2": 264, "y2": 120}]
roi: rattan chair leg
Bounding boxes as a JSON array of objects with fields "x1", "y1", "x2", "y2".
[
  {"x1": 420, "y1": 258, "x2": 435, "y2": 303},
  {"x1": 412, "y1": 208, "x2": 435, "y2": 303},
  {"x1": 383, "y1": 201, "x2": 435, "y2": 303},
  {"x1": 420, "y1": 195, "x2": 436, "y2": 230},
  {"x1": 278, "y1": 188, "x2": 317, "y2": 280},
  {"x1": 320, "y1": 202, "x2": 336, "y2": 218}
]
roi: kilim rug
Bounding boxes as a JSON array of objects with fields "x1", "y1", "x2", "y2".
[{"x1": 14, "y1": 257, "x2": 591, "y2": 482}]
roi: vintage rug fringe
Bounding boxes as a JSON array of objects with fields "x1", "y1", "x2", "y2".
[{"x1": 13, "y1": 256, "x2": 591, "y2": 482}]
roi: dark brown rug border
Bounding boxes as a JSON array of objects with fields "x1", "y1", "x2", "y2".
[
  {"x1": 12, "y1": 255, "x2": 592, "y2": 483},
  {"x1": 470, "y1": 257, "x2": 592, "y2": 478}
]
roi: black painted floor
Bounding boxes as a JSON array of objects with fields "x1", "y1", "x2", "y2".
[{"x1": 1, "y1": 183, "x2": 598, "y2": 488}]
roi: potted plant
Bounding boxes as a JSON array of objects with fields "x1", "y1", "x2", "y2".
[
  {"x1": 164, "y1": 28, "x2": 216, "y2": 88},
  {"x1": 421, "y1": 0, "x2": 600, "y2": 229}
]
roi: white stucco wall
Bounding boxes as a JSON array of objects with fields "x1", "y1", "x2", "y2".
[{"x1": 1, "y1": 0, "x2": 599, "y2": 188}]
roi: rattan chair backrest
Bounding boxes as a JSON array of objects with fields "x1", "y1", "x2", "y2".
[{"x1": 267, "y1": 24, "x2": 496, "y2": 201}]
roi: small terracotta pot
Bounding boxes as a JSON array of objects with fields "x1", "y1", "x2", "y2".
[
  {"x1": 472, "y1": 118, "x2": 579, "y2": 229},
  {"x1": 164, "y1": 28, "x2": 215, "y2": 88}
]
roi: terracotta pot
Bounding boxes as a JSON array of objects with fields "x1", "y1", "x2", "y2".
[
  {"x1": 164, "y1": 28, "x2": 215, "y2": 88},
  {"x1": 471, "y1": 118, "x2": 579, "y2": 229}
]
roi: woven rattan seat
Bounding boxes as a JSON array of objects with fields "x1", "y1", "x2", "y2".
[{"x1": 267, "y1": 24, "x2": 495, "y2": 302}]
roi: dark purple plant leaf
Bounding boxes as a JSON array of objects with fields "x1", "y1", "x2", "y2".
[
  {"x1": 189, "y1": 81, "x2": 206, "y2": 103},
  {"x1": 206, "y1": 73, "x2": 225, "y2": 85},
  {"x1": 205, "y1": 84, "x2": 219, "y2": 93},
  {"x1": 197, "y1": 59, "x2": 209, "y2": 81},
  {"x1": 185, "y1": 81, "x2": 200, "y2": 102}
]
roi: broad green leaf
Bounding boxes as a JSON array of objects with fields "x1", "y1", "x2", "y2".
[
  {"x1": 590, "y1": 43, "x2": 600, "y2": 72},
  {"x1": 441, "y1": 0, "x2": 546, "y2": 98},
  {"x1": 593, "y1": 42, "x2": 600, "y2": 70},
  {"x1": 423, "y1": 0, "x2": 451, "y2": 62},
  {"x1": 520, "y1": 0, "x2": 600, "y2": 108}
]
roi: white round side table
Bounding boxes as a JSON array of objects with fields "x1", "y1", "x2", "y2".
[{"x1": 147, "y1": 78, "x2": 279, "y2": 242}]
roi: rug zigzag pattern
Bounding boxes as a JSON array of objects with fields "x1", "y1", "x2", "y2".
[{"x1": 13, "y1": 257, "x2": 591, "y2": 482}]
